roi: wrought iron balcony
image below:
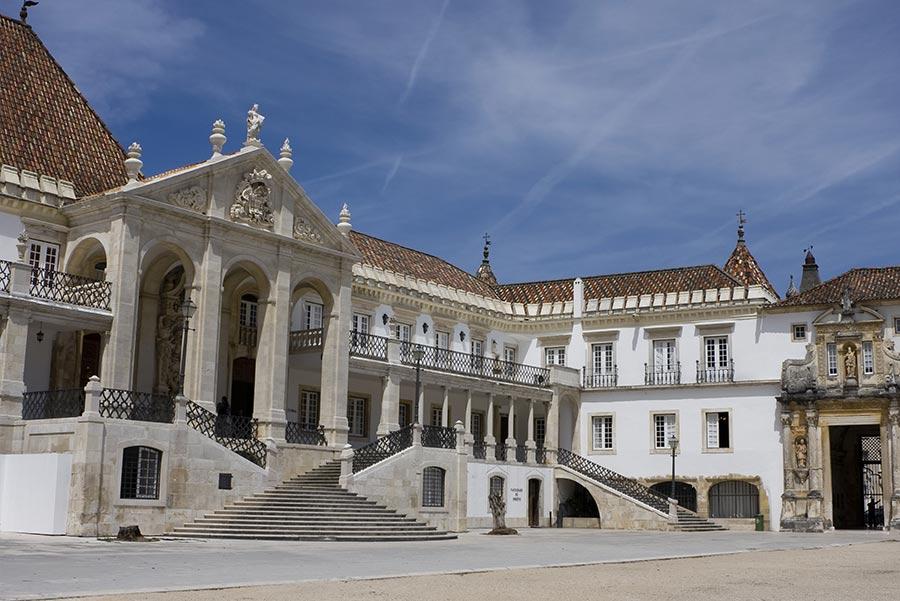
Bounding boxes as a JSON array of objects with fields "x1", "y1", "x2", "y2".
[
  {"x1": 644, "y1": 362, "x2": 681, "y2": 386},
  {"x1": 400, "y1": 343, "x2": 550, "y2": 388},
  {"x1": 515, "y1": 444, "x2": 527, "y2": 463},
  {"x1": 238, "y1": 325, "x2": 258, "y2": 347},
  {"x1": 0, "y1": 261, "x2": 10, "y2": 293},
  {"x1": 99, "y1": 388, "x2": 175, "y2": 423},
  {"x1": 285, "y1": 422, "x2": 327, "y2": 445},
  {"x1": 494, "y1": 442, "x2": 508, "y2": 461},
  {"x1": 582, "y1": 366, "x2": 618, "y2": 389},
  {"x1": 696, "y1": 359, "x2": 735, "y2": 383},
  {"x1": 29, "y1": 267, "x2": 111, "y2": 310},
  {"x1": 348, "y1": 331, "x2": 389, "y2": 361},
  {"x1": 289, "y1": 327, "x2": 324, "y2": 353},
  {"x1": 535, "y1": 445, "x2": 547, "y2": 464},
  {"x1": 21, "y1": 389, "x2": 85, "y2": 420},
  {"x1": 421, "y1": 425, "x2": 456, "y2": 449},
  {"x1": 472, "y1": 440, "x2": 486, "y2": 459}
]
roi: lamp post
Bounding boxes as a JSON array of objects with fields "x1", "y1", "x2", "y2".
[
  {"x1": 412, "y1": 344, "x2": 424, "y2": 425},
  {"x1": 177, "y1": 297, "x2": 197, "y2": 396},
  {"x1": 668, "y1": 434, "x2": 679, "y2": 501}
]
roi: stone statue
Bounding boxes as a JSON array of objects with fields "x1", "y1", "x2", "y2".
[
  {"x1": 793, "y1": 435, "x2": 808, "y2": 469},
  {"x1": 246, "y1": 104, "x2": 264, "y2": 146},
  {"x1": 781, "y1": 344, "x2": 817, "y2": 393},
  {"x1": 844, "y1": 345, "x2": 858, "y2": 380},
  {"x1": 840, "y1": 285, "x2": 853, "y2": 314}
]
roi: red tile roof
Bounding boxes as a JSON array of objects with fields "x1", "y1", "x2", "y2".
[
  {"x1": 496, "y1": 265, "x2": 742, "y2": 304},
  {"x1": 724, "y1": 241, "x2": 777, "y2": 297},
  {"x1": 0, "y1": 14, "x2": 127, "y2": 196},
  {"x1": 349, "y1": 231, "x2": 500, "y2": 298},
  {"x1": 775, "y1": 266, "x2": 900, "y2": 307}
]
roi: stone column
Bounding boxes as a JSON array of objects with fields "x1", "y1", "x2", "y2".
[
  {"x1": 525, "y1": 399, "x2": 536, "y2": 463},
  {"x1": 805, "y1": 407, "x2": 824, "y2": 525},
  {"x1": 485, "y1": 393, "x2": 496, "y2": 457},
  {"x1": 417, "y1": 383, "x2": 426, "y2": 425},
  {"x1": 101, "y1": 209, "x2": 142, "y2": 390},
  {"x1": 377, "y1": 371, "x2": 400, "y2": 436},
  {"x1": 505, "y1": 396, "x2": 517, "y2": 464},
  {"x1": 0, "y1": 307, "x2": 29, "y2": 424},
  {"x1": 441, "y1": 386, "x2": 449, "y2": 427},
  {"x1": 67, "y1": 377, "x2": 106, "y2": 536},
  {"x1": 184, "y1": 236, "x2": 223, "y2": 409},
  {"x1": 319, "y1": 270, "x2": 352, "y2": 446},
  {"x1": 890, "y1": 402, "x2": 900, "y2": 530},
  {"x1": 463, "y1": 389, "x2": 473, "y2": 442},
  {"x1": 252, "y1": 253, "x2": 291, "y2": 442},
  {"x1": 545, "y1": 392, "x2": 560, "y2": 465}
]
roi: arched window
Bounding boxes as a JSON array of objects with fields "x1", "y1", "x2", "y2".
[
  {"x1": 422, "y1": 466, "x2": 445, "y2": 507},
  {"x1": 489, "y1": 475, "x2": 505, "y2": 501},
  {"x1": 709, "y1": 480, "x2": 759, "y2": 518},
  {"x1": 120, "y1": 446, "x2": 162, "y2": 500},
  {"x1": 650, "y1": 481, "x2": 697, "y2": 512}
]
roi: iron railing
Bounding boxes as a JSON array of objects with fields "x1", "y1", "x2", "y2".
[
  {"x1": 0, "y1": 260, "x2": 10, "y2": 292},
  {"x1": 99, "y1": 388, "x2": 175, "y2": 423},
  {"x1": 21, "y1": 389, "x2": 85, "y2": 420},
  {"x1": 472, "y1": 440, "x2": 486, "y2": 459},
  {"x1": 583, "y1": 367, "x2": 618, "y2": 388},
  {"x1": 515, "y1": 444, "x2": 527, "y2": 463},
  {"x1": 286, "y1": 422, "x2": 327, "y2": 445},
  {"x1": 349, "y1": 332, "x2": 389, "y2": 361},
  {"x1": 422, "y1": 425, "x2": 456, "y2": 449},
  {"x1": 644, "y1": 362, "x2": 681, "y2": 386},
  {"x1": 352, "y1": 424, "x2": 414, "y2": 473},
  {"x1": 495, "y1": 442, "x2": 508, "y2": 461},
  {"x1": 289, "y1": 328, "x2": 323, "y2": 353},
  {"x1": 557, "y1": 448, "x2": 669, "y2": 513},
  {"x1": 29, "y1": 267, "x2": 111, "y2": 310},
  {"x1": 401, "y1": 343, "x2": 550, "y2": 388},
  {"x1": 186, "y1": 400, "x2": 267, "y2": 468},
  {"x1": 696, "y1": 360, "x2": 734, "y2": 384},
  {"x1": 535, "y1": 446, "x2": 547, "y2": 464},
  {"x1": 238, "y1": 325, "x2": 258, "y2": 347}
]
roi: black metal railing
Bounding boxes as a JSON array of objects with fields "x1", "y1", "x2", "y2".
[
  {"x1": 0, "y1": 260, "x2": 10, "y2": 292},
  {"x1": 644, "y1": 362, "x2": 681, "y2": 386},
  {"x1": 400, "y1": 343, "x2": 550, "y2": 388},
  {"x1": 472, "y1": 440, "x2": 486, "y2": 459},
  {"x1": 286, "y1": 422, "x2": 327, "y2": 445},
  {"x1": 422, "y1": 425, "x2": 456, "y2": 449},
  {"x1": 697, "y1": 359, "x2": 734, "y2": 384},
  {"x1": 352, "y1": 424, "x2": 414, "y2": 473},
  {"x1": 29, "y1": 267, "x2": 111, "y2": 310},
  {"x1": 515, "y1": 444, "x2": 527, "y2": 463},
  {"x1": 557, "y1": 448, "x2": 669, "y2": 514},
  {"x1": 290, "y1": 328, "x2": 324, "y2": 353},
  {"x1": 583, "y1": 366, "x2": 618, "y2": 388},
  {"x1": 238, "y1": 325, "x2": 258, "y2": 347},
  {"x1": 186, "y1": 400, "x2": 267, "y2": 468},
  {"x1": 494, "y1": 442, "x2": 508, "y2": 461},
  {"x1": 535, "y1": 446, "x2": 546, "y2": 464},
  {"x1": 99, "y1": 388, "x2": 175, "y2": 423},
  {"x1": 21, "y1": 389, "x2": 85, "y2": 420},
  {"x1": 349, "y1": 332, "x2": 389, "y2": 361}
]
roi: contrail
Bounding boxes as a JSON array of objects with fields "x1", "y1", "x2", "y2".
[{"x1": 399, "y1": 0, "x2": 451, "y2": 106}]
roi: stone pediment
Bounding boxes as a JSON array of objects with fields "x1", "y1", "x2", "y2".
[{"x1": 813, "y1": 303, "x2": 883, "y2": 326}]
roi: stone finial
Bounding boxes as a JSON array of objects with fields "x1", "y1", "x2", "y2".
[
  {"x1": 15, "y1": 230, "x2": 27, "y2": 261},
  {"x1": 336, "y1": 203, "x2": 352, "y2": 236},
  {"x1": 124, "y1": 142, "x2": 143, "y2": 183},
  {"x1": 278, "y1": 138, "x2": 293, "y2": 171},
  {"x1": 244, "y1": 103, "x2": 264, "y2": 149},
  {"x1": 210, "y1": 119, "x2": 226, "y2": 158}
]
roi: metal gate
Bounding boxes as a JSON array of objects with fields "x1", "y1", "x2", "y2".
[{"x1": 860, "y1": 436, "x2": 883, "y2": 529}]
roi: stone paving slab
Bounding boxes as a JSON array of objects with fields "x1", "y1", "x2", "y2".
[{"x1": 0, "y1": 529, "x2": 894, "y2": 600}]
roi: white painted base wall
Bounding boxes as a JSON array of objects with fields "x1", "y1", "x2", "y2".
[
  {"x1": 0, "y1": 453, "x2": 72, "y2": 534},
  {"x1": 467, "y1": 462, "x2": 554, "y2": 528}
]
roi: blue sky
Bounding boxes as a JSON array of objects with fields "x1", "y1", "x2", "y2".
[{"x1": 16, "y1": 0, "x2": 900, "y2": 292}]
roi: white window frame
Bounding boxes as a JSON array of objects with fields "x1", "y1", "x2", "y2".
[
  {"x1": 703, "y1": 409, "x2": 733, "y2": 453},
  {"x1": 545, "y1": 346, "x2": 566, "y2": 367},
  {"x1": 27, "y1": 239, "x2": 59, "y2": 274},
  {"x1": 504, "y1": 345, "x2": 517, "y2": 363},
  {"x1": 590, "y1": 414, "x2": 615, "y2": 453},
  {"x1": 347, "y1": 396, "x2": 368, "y2": 438},
  {"x1": 534, "y1": 416, "x2": 546, "y2": 446},
  {"x1": 592, "y1": 343, "x2": 614, "y2": 374},
  {"x1": 651, "y1": 412, "x2": 678, "y2": 453},
  {"x1": 703, "y1": 336, "x2": 729, "y2": 369},
  {"x1": 238, "y1": 297, "x2": 258, "y2": 328},
  {"x1": 470, "y1": 411, "x2": 484, "y2": 441},
  {"x1": 434, "y1": 330, "x2": 450, "y2": 350},
  {"x1": 430, "y1": 405, "x2": 443, "y2": 427},
  {"x1": 298, "y1": 389, "x2": 320, "y2": 430},
  {"x1": 351, "y1": 313, "x2": 370, "y2": 334},
  {"x1": 791, "y1": 323, "x2": 807, "y2": 342},
  {"x1": 303, "y1": 301, "x2": 323, "y2": 330},
  {"x1": 862, "y1": 341, "x2": 874, "y2": 375},
  {"x1": 826, "y1": 343, "x2": 838, "y2": 378}
]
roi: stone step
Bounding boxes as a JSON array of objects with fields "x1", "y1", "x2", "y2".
[
  {"x1": 186, "y1": 521, "x2": 437, "y2": 532},
  {"x1": 169, "y1": 531, "x2": 457, "y2": 542},
  {"x1": 201, "y1": 516, "x2": 420, "y2": 525}
]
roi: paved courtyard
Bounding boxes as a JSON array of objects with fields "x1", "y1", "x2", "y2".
[{"x1": 0, "y1": 529, "x2": 895, "y2": 600}]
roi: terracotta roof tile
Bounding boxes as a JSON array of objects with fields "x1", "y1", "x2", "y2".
[
  {"x1": 775, "y1": 266, "x2": 900, "y2": 307},
  {"x1": 724, "y1": 241, "x2": 777, "y2": 297},
  {"x1": 0, "y1": 14, "x2": 127, "y2": 196}
]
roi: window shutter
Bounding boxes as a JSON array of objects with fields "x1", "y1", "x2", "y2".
[{"x1": 707, "y1": 412, "x2": 720, "y2": 448}]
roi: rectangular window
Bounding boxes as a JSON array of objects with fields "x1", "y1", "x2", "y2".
[
  {"x1": 430, "y1": 406, "x2": 442, "y2": 427},
  {"x1": 304, "y1": 302, "x2": 323, "y2": 330},
  {"x1": 534, "y1": 417, "x2": 546, "y2": 446},
  {"x1": 895, "y1": 318, "x2": 900, "y2": 334},
  {"x1": 704, "y1": 336, "x2": 729, "y2": 368},
  {"x1": 352, "y1": 313, "x2": 369, "y2": 334},
  {"x1": 863, "y1": 341, "x2": 874, "y2": 375},
  {"x1": 471, "y1": 339, "x2": 484, "y2": 371},
  {"x1": 120, "y1": 446, "x2": 162, "y2": 500},
  {"x1": 592, "y1": 343, "x2": 614, "y2": 374},
  {"x1": 298, "y1": 390, "x2": 320, "y2": 430},
  {"x1": 592, "y1": 415, "x2": 613, "y2": 450},
  {"x1": 347, "y1": 396, "x2": 367, "y2": 438},
  {"x1": 792, "y1": 324, "x2": 807, "y2": 341},
  {"x1": 653, "y1": 339, "x2": 677, "y2": 371},
  {"x1": 654, "y1": 413, "x2": 676, "y2": 449},
  {"x1": 545, "y1": 346, "x2": 566, "y2": 366},
  {"x1": 827, "y1": 343, "x2": 838, "y2": 377},
  {"x1": 435, "y1": 330, "x2": 450, "y2": 349},
  {"x1": 28, "y1": 240, "x2": 60, "y2": 273},
  {"x1": 470, "y1": 412, "x2": 484, "y2": 440},
  {"x1": 399, "y1": 402, "x2": 411, "y2": 427},
  {"x1": 239, "y1": 299, "x2": 258, "y2": 328},
  {"x1": 391, "y1": 322, "x2": 412, "y2": 341},
  {"x1": 504, "y1": 345, "x2": 517, "y2": 363},
  {"x1": 706, "y1": 411, "x2": 731, "y2": 449}
]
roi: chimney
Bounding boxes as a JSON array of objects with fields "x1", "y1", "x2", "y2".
[{"x1": 799, "y1": 248, "x2": 821, "y2": 293}]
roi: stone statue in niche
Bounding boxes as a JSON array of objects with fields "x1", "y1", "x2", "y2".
[
  {"x1": 155, "y1": 266, "x2": 185, "y2": 395},
  {"x1": 793, "y1": 434, "x2": 808, "y2": 469},
  {"x1": 230, "y1": 169, "x2": 274, "y2": 227},
  {"x1": 844, "y1": 344, "x2": 858, "y2": 380}
]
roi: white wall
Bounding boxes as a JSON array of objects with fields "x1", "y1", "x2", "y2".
[
  {"x1": 0, "y1": 453, "x2": 72, "y2": 534},
  {"x1": 467, "y1": 462, "x2": 554, "y2": 526},
  {"x1": 0, "y1": 212, "x2": 22, "y2": 262}
]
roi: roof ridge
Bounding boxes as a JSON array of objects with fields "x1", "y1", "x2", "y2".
[{"x1": 498, "y1": 263, "x2": 736, "y2": 290}]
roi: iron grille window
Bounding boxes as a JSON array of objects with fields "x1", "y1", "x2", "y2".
[
  {"x1": 299, "y1": 390, "x2": 319, "y2": 430},
  {"x1": 827, "y1": 343, "x2": 838, "y2": 377},
  {"x1": 654, "y1": 413, "x2": 676, "y2": 449},
  {"x1": 709, "y1": 480, "x2": 759, "y2": 518},
  {"x1": 120, "y1": 446, "x2": 162, "y2": 500},
  {"x1": 489, "y1": 475, "x2": 504, "y2": 500},
  {"x1": 863, "y1": 341, "x2": 874, "y2": 375},
  {"x1": 422, "y1": 466, "x2": 445, "y2": 507},
  {"x1": 705, "y1": 412, "x2": 730, "y2": 449},
  {"x1": 592, "y1": 415, "x2": 613, "y2": 450},
  {"x1": 650, "y1": 481, "x2": 697, "y2": 512}
]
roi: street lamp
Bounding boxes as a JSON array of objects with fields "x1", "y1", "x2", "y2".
[
  {"x1": 668, "y1": 434, "x2": 679, "y2": 501},
  {"x1": 412, "y1": 344, "x2": 424, "y2": 425},
  {"x1": 177, "y1": 297, "x2": 197, "y2": 396}
]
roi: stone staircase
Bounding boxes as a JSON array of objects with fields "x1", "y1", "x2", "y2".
[
  {"x1": 172, "y1": 460, "x2": 456, "y2": 542},
  {"x1": 672, "y1": 507, "x2": 727, "y2": 532}
]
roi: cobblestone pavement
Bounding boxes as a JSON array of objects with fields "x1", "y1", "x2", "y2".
[{"x1": 0, "y1": 529, "x2": 894, "y2": 600}]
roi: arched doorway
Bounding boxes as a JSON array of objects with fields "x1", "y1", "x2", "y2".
[
  {"x1": 650, "y1": 481, "x2": 697, "y2": 512},
  {"x1": 528, "y1": 478, "x2": 542, "y2": 527},
  {"x1": 230, "y1": 356, "x2": 255, "y2": 419},
  {"x1": 557, "y1": 477, "x2": 600, "y2": 527}
]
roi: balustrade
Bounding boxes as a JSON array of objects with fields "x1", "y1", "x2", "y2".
[
  {"x1": 29, "y1": 267, "x2": 111, "y2": 310},
  {"x1": 583, "y1": 366, "x2": 618, "y2": 388},
  {"x1": 696, "y1": 359, "x2": 735, "y2": 383},
  {"x1": 400, "y1": 343, "x2": 549, "y2": 388},
  {"x1": 285, "y1": 422, "x2": 327, "y2": 445},
  {"x1": 21, "y1": 389, "x2": 85, "y2": 420},
  {"x1": 348, "y1": 331, "x2": 388, "y2": 361},
  {"x1": 289, "y1": 327, "x2": 324, "y2": 353},
  {"x1": 644, "y1": 362, "x2": 681, "y2": 386}
]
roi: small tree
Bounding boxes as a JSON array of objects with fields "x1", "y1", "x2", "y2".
[{"x1": 487, "y1": 491, "x2": 518, "y2": 535}]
